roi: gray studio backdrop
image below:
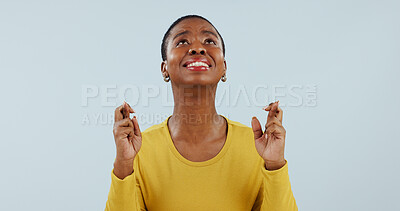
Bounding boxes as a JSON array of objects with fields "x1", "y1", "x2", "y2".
[{"x1": 1, "y1": 0, "x2": 399, "y2": 210}]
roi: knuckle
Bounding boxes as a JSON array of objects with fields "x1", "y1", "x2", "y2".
[
  {"x1": 124, "y1": 118, "x2": 133, "y2": 126},
  {"x1": 266, "y1": 121, "x2": 278, "y2": 128},
  {"x1": 270, "y1": 124, "x2": 279, "y2": 130}
]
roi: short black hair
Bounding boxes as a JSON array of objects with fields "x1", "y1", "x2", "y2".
[{"x1": 161, "y1": 15, "x2": 225, "y2": 61}]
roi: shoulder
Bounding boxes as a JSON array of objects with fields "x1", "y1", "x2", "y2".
[
  {"x1": 223, "y1": 116, "x2": 255, "y2": 143},
  {"x1": 225, "y1": 116, "x2": 253, "y2": 135},
  {"x1": 141, "y1": 121, "x2": 166, "y2": 139},
  {"x1": 136, "y1": 119, "x2": 169, "y2": 158},
  {"x1": 140, "y1": 116, "x2": 172, "y2": 148},
  {"x1": 228, "y1": 118, "x2": 251, "y2": 129},
  {"x1": 224, "y1": 116, "x2": 262, "y2": 162},
  {"x1": 142, "y1": 122, "x2": 164, "y2": 134}
]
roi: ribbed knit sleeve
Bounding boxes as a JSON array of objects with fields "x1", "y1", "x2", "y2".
[
  {"x1": 253, "y1": 161, "x2": 298, "y2": 211},
  {"x1": 104, "y1": 169, "x2": 146, "y2": 211}
]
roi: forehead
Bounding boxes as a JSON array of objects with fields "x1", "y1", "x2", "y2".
[{"x1": 169, "y1": 18, "x2": 218, "y2": 37}]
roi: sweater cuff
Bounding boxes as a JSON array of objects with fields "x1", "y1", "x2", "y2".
[
  {"x1": 111, "y1": 168, "x2": 135, "y2": 187},
  {"x1": 261, "y1": 160, "x2": 289, "y2": 183},
  {"x1": 107, "y1": 169, "x2": 137, "y2": 209}
]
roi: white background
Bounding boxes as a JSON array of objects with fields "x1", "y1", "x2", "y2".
[{"x1": 1, "y1": 0, "x2": 399, "y2": 210}]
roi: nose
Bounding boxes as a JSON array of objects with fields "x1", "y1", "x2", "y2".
[{"x1": 189, "y1": 42, "x2": 206, "y2": 55}]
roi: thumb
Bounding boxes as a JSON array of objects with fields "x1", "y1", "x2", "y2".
[{"x1": 251, "y1": 116, "x2": 263, "y2": 140}]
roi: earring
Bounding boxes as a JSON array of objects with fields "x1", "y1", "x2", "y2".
[
  {"x1": 163, "y1": 75, "x2": 170, "y2": 82},
  {"x1": 221, "y1": 74, "x2": 227, "y2": 82}
]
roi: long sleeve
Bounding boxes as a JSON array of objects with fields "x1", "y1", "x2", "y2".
[
  {"x1": 104, "y1": 116, "x2": 297, "y2": 210},
  {"x1": 253, "y1": 161, "x2": 298, "y2": 211},
  {"x1": 104, "y1": 169, "x2": 146, "y2": 211}
]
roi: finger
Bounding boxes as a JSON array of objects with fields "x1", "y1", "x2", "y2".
[
  {"x1": 276, "y1": 106, "x2": 283, "y2": 123},
  {"x1": 266, "y1": 124, "x2": 286, "y2": 137},
  {"x1": 114, "y1": 104, "x2": 125, "y2": 122},
  {"x1": 267, "y1": 101, "x2": 279, "y2": 123},
  {"x1": 132, "y1": 116, "x2": 142, "y2": 137},
  {"x1": 264, "y1": 118, "x2": 282, "y2": 134},
  {"x1": 116, "y1": 127, "x2": 135, "y2": 141},
  {"x1": 265, "y1": 117, "x2": 283, "y2": 130},
  {"x1": 125, "y1": 102, "x2": 136, "y2": 113},
  {"x1": 114, "y1": 118, "x2": 134, "y2": 128},
  {"x1": 262, "y1": 102, "x2": 274, "y2": 111},
  {"x1": 263, "y1": 100, "x2": 279, "y2": 113},
  {"x1": 251, "y1": 116, "x2": 263, "y2": 139},
  {"x1": 122, "y1": 102, "x2": 130, "y2": 119}
]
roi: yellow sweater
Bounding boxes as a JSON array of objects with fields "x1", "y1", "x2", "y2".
[{"x1": 105, "y1": 115, "x2": 297, "y2": 211}]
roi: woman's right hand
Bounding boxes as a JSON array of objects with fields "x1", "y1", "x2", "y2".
[{"x1": 112, "y1": 102, "x2": 142, "y2": 179}]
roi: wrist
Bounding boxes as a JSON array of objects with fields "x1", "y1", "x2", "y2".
[
  {"x1": 113, "y1": 158, "x2": 134, "y2": 179},
  {"x1": 115, "y1": 156, "x2": 134, "y2": 165},
  {"x1": 264, "y1": 159, "x2": 286, "y2": 171}
]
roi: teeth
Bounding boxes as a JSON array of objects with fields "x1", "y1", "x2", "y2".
[{"x1": 187, "y1": 62, "x2": 209, "y2": 67}]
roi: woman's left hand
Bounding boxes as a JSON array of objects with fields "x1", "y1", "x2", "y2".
[{"x1": 251, "y1": 101, "x2": 287, "y2": 170}]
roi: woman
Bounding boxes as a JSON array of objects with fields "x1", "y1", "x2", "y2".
[{"x1": 105, "y1": 15, "x2": 297, "y2": 210}]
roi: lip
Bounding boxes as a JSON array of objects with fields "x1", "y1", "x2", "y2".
[{"x1": 183, "y1": 57, "x2": 212, "y2": 71}]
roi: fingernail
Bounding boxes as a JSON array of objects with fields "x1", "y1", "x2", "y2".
[
  {"x1": 263, "y1": 104, "x2": 272, "y2": 109},
  {"x1": 263, "y1": 107, "x2": 271, "y2": 111}
]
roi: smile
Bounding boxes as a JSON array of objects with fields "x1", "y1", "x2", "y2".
[
  {"x1": 186, "y1": 62, "x2": 209, "y2": 71},
  {"x1": 187, "y1": 62, "x2": 209, "y2": 68},
  {"x1": 183, "y1": 59, "x2": 212, "y2": 71}
]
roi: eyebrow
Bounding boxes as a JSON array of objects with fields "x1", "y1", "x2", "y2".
[
  {"x1": 201, "y1": 30, "x2": 218, "y2": 39},
  {"x1": 172, "y1": 30, "x2": 219, "y2": 41},
  {"x1": 173, "y1": 31, "x2": 189, "y2": 41}
]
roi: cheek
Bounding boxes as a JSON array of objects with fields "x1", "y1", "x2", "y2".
[
  {"x1": 167, "y1": 49, "x2": 186, "y2": 67},
  {"x1": 167, "y1": 53, "x2": 178, "y2": 64},
  {"x1": 210, "y1": 50, "x2": 225, "y2": 66}
]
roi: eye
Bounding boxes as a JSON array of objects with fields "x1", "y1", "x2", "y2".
[
  {"x1": 176, "y1": 39, "x2": 189, "y2": 46},
  {"x1": 205, "y1": 39, "x2": 216, "y2": 45}
]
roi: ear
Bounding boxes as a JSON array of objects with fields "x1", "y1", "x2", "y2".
[
  {"x1": 223, "y1": 59, "x2": 227, "y2": 75},
  {"x1": 161, "y1": 60, "x2": 168, "y2": 76}
]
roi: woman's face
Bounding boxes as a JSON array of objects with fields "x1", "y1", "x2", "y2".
[{"x1": 162, "y1": 18, "x2": 226, "y2": 86}]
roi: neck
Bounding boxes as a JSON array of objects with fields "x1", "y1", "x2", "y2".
[{"x1": 168, "y1": 83, "x2": 225, "y2": 142}]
